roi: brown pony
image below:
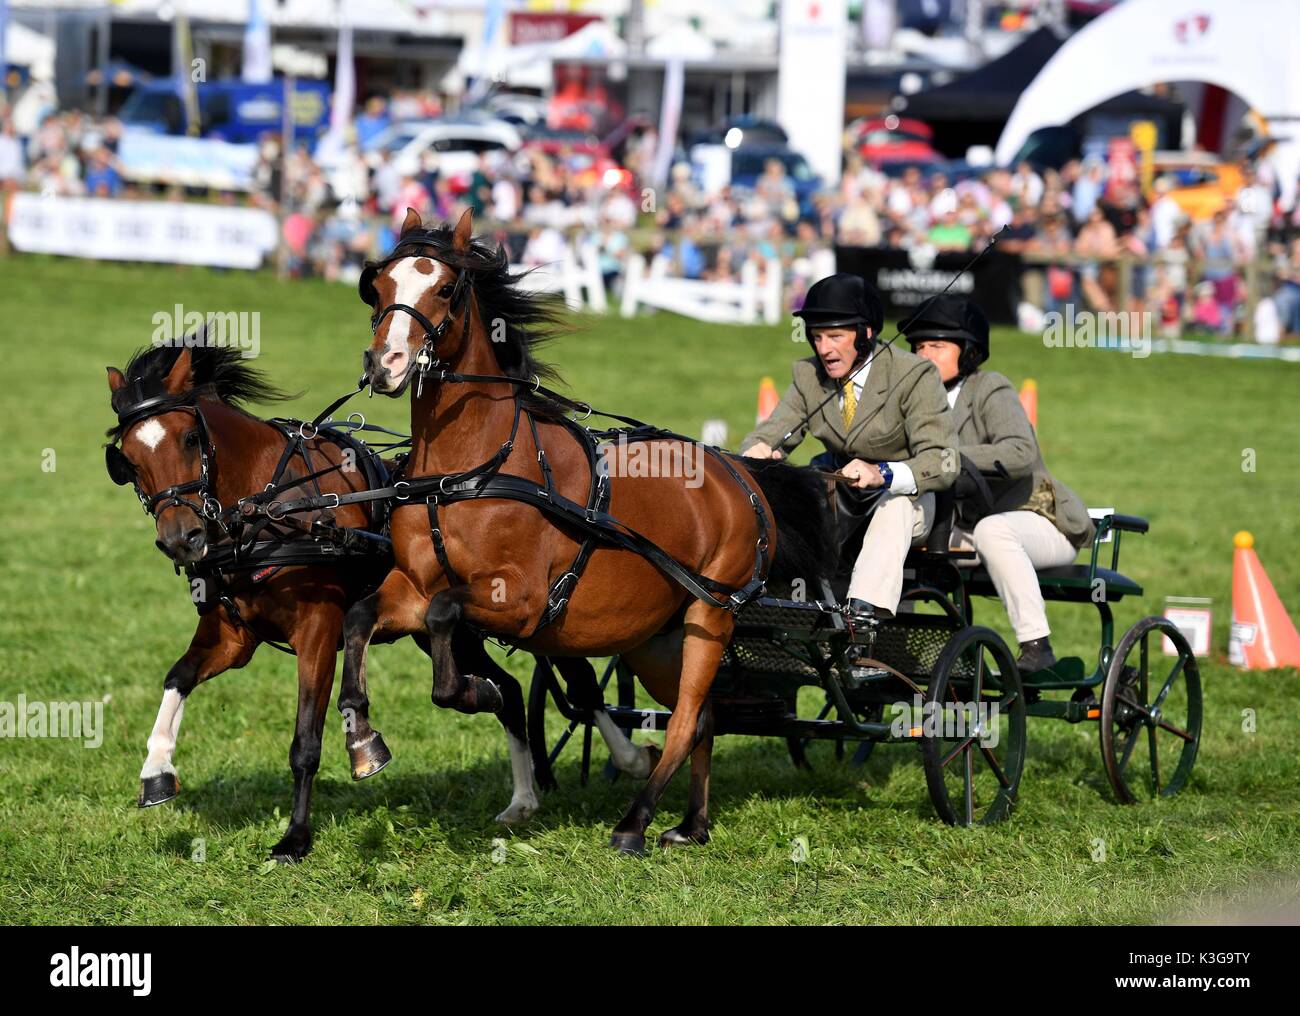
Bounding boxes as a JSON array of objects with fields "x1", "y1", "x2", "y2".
[
  {"x1": 339, "y1": 209, "x2": 830, "y2": 854},
  {"x1": 104, "y1": 340, "x2": 558, "y2": 861}
]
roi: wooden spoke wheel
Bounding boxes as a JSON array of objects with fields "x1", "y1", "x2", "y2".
[
  {"x1": 1099, "y1": 616, "x2": 1202, "y2": 804},
  {"x1": 921, "y1": 626, "x2": 1027, "y2": 826}
]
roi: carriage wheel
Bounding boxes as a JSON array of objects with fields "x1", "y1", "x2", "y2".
[
  {"x1": 1099, "y1": 616, "x2": 1202, "y2": 804},
  {"x1": 920, "y1": 626, "x2": 1027, "y2": 826}
]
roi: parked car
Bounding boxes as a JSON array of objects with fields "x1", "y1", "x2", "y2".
[
  {"x1": 118, "y1": 78, "x2": 331, "y2": 145},
  {"x1": 728, "y1": 146, "x2": 823, "y2": 218},
  {"x1": 367, "y1": 119, "x2": 523, "y2": 182},
  {"x1": 849, "y1": 115, "x2": 943, "y2": 167},
  {"x1": 1151, "y1": 153, "x2": 1244, "y2": 222},
  {"x1": 688, "y1": 115, "x2": 789, "y2": 151}
]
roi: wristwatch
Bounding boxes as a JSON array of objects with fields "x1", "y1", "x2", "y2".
[{"x1": 878, "y1": 462, "x2": 894, "y2": 489}]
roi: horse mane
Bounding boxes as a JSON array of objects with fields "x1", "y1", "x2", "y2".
[
  {"x1": 106, "y1": 334, "x2": 292, "y2": 439},
  {"x1": 372, "y1": 224, "x2": 570, "y2": 415}
]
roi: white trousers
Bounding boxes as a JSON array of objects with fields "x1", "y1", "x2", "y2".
[
  {"x1": 848, "y1": 492, "x2": 935, "y2": 614},
  {"x1": 954, "y1": 510, "x2": 1078, "y2": 643}
]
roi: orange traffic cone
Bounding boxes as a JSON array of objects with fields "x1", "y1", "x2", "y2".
[
  {"x1": 1229, "y1": 531, "x2": 1300, "y2": 669},
  {"x1": 757, "y1": 376, "x2": 779, "y2": 424},
  {"x1": 1019, "y1": 378, "x2": 1038, "y2": 430}
]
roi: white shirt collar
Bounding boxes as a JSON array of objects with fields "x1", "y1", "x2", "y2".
[
  {"x1": 946, "y1": 379, "x2": 963, "y2": 408},
  {"x1": 839, "y1": 357, "x2": 871, "y2": 395}
]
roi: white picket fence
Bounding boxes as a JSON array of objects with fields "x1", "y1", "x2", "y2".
[
  {"x1": 509, "y1": 242, "x2": 607, "y2": 313},
  {"x1": 619, "y1": 252, "x2": 783, "y2": 326}
]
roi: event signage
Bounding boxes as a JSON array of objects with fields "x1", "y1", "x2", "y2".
[{"x1": 7, "y1": 194, "x2": 278, "y2": 270}]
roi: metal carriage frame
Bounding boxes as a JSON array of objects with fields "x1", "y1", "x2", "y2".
[{"x1": 527, "y1": 511, "x2": 1204, "y2": 825}]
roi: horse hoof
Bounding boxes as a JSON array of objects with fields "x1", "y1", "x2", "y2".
[
  {"x1": 349, "y1": 731, "x2": 392, "y2": 781},
  {"x1": 138, "y1": 772, "x2": 180, "y2": 808},
  {"x1": 609, "y1": 832, "x2": 647, "y2": 857},
  {"x1": 467, "y1": 676, "x2": 503, "y2": 714},
  {"x1": 269, "y1": 836, "x2": 311, "y2": 864},
  {"x1": 495, "y1": 799, "x2": 539, "y2": 825},
  {"x1": 658, "y1": 825, "x2": 710, "y2": 849}
]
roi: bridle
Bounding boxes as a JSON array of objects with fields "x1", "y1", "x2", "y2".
[
  {"x1": 361, "y1": 235, "x2": 473, "y2": 399},
  {"x1": 108, "y1": 393, "x2": 223, "y2": 526}
]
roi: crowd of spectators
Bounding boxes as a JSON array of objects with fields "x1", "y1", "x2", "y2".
[{"x1": 5, "y1": 95, "x2": 1300, "y2": 342}]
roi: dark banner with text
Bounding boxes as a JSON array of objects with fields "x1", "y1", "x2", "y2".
[{"x1": 835, "y1": 246, "x2": 1023, "y2": 325}]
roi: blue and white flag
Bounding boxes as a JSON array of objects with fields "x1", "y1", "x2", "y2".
[{"x1": 242, "y1": 0, "x2": 273, "y2": 84}]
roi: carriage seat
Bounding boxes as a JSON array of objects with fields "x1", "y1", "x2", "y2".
[{"x1": 965, "y1": 564, "x2": 1143, "y2": 602}]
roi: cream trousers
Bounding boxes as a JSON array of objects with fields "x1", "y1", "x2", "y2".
[
  {"x1": 848, "y1": 491, "x2": 935, "y2": 614},
  {"x1": 954, "y1": 510, "x2": 1078, "y2": 643}
]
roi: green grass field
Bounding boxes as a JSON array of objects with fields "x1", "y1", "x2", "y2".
[{"x1": 2, "y1": 255, "x2": 1299, "y2": 925}]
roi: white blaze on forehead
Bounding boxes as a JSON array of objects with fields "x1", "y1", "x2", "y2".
[
  {"x1": 383, "y1": 257, "x2": 448, "y2": 355},
  {"x1": 129, "y1": 418, "x2": 168, "y2": 452}
]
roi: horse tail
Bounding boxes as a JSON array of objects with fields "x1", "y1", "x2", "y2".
[{"x1": 733, "y1": 457, "x2": 836, "y2": 586}]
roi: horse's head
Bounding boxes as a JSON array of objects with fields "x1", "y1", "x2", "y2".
[
  {"x1": 106, "y1": 347, "x2": 214, "y2": 564},
  {"x1": 358, "y1": 207, "x2": 476, "y2": 396}
]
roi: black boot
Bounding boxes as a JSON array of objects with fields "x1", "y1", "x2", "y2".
[
  {"x1": 843, "y1": 598, "x2": 894, "y2": 628},
  {"x1": 1017, "y1": 636, "x2": 1058, "y2": 675}
]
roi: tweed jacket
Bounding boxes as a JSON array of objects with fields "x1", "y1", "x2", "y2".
[
  {"x1": 741, "y1": 344, "x2": 957, "y2": 497},
  {"x1": 952, "y1": 370, "x2": 1094, "y2": 548}
]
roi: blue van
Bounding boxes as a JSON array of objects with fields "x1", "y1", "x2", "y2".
[{"x1": 118, "y1": 78, "x2": 331, "y2": 145}]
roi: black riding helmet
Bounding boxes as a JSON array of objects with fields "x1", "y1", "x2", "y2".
[
  {"x1": 794, "y1": 274, "x2": 884, "y2": 370},
  {"x1": 901, "y1": 294, "x2": 990, "y2": 382}
]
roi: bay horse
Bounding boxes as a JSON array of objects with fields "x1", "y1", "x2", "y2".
[
  {"x1": 107, "y1": 340, "x2": 664, "y2": 860},
  {"x1": 105, "y1": 340, "x2": 568, "y2": 860},
  {"x1": 340, "y1": 208, "x2": 831, "y2": 853}
]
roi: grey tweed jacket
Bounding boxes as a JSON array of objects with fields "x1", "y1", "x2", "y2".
[{"x1": 953, "y1": 370, "x2": 1095, "y2": 549}]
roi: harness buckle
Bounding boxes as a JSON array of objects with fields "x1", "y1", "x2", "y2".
[
  {"x1": 298, "y1": 421, "x2": 318, "y2": 440},
  {"x1": 439, "y1": 475, "x2": 454, "y2": 496},
  {"x1": 322, "y1": 493, "x2": 340, "y2": 510},
  {"x1": 267, "y1": 501, "x2": 285, "y2": 521},
  {"x1": 395, "y1": 481, "x2": 411, "y2": 501}
]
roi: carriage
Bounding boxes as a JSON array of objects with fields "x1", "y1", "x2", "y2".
[{"x1": 527, "y1": 508, "x2": 1204, "y2": 825}]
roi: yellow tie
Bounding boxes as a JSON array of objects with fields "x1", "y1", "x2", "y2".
[{"x1": 841, "y1": 378, "x2": 857, "y2": 429}]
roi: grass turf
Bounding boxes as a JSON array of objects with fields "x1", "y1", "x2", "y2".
[{"x1": 1, "y1": 255, "x2": 1298, "y2": 925}]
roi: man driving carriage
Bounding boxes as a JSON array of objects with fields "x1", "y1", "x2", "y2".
[
  {"x1": 741, "y1": 273, "x2": 957, "y2": 626},
  {"x1": 902, "y1": 295, "x2": 1095, "y2": 674}
]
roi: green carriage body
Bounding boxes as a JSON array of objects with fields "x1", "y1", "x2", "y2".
[{"x1": 529, "y1": 513, "x2": 1203, "y2": 824}]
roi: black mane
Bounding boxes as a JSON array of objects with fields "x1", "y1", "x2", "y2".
[
  {"x1": 106, "y1": 334, "x2": 290, "y2": 439},
  {"x1": 370, "y1": 225, "x2": 568, "y2": 408}
]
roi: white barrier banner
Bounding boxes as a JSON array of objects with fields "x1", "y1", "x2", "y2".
[{"x1": 7, "y1": 194, "x2": 279, "y2": 270}]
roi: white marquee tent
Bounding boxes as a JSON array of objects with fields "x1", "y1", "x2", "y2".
[{"x1": 995, "y1": 0, "x2": 1300, "y2": 209}]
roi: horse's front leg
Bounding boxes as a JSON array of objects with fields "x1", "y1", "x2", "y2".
[
  {"x1": 271, "y1": 604, "x2": 344, "y2": 863},
  {"x1": 338, "y1": 569, "x2": 428, "y2": 780},
  {"x1": 425, "y1": 590, "x2": 504, "y2": 715},
  {"x1": 609, "y1": 601, "x2": 733, "y2": 855},
  {"x1": 448, "y1": 627, "x2": 537, "y2": 824},
  {"x1": 139, "y1": 608, "x2": 257, "y2": 807}
]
